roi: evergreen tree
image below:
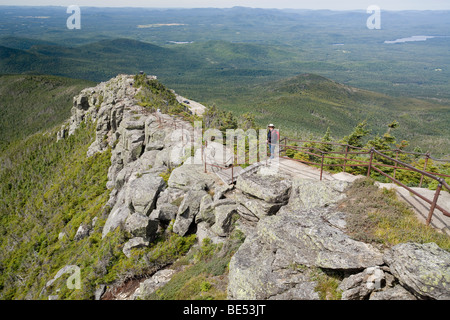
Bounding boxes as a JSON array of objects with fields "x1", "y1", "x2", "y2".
[
  {"x1": 320, "y1": 127, "x2": 333, "y2": 153},
  {"x1": 366, "y1": 120, "x2": 398, "y2": 151},
  {"x1": 341, "y1": 120, "x2": 371, "y2": 148},
  {"x1": 238, "y1": 112, "x2": 256, "y2": 130}
]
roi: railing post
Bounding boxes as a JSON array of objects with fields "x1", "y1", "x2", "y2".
[
  {"x1": 427, "y1": 180, "x2": 443, "y2": 226},
  {"x1": 231, "y1": 165, "x2": 234, "y2": 184},
  {"x1": 367, "y1": 148, "x2": 374, "y2": 178},
  {"x1": 343, "y1": 145, "x2": 349, "y2": 173},
  {"x1": 393, "y1": 150, "x2": 399, "y2": 180},
  {"x1": 201, "y1": 141, "x2": 204, "y2": 164},
  {"x1": 419, "y1": 152, "x2": 430, "y2": 188},
  {"x1": 278, "y1": 137, "x2": 282, "y2": 158},
  {"x1": 203, "y1": 145, "x2": 207, "y2": 173},
  {"x1": 320, "y1": 152, "x2": 325, "y2": 181}
]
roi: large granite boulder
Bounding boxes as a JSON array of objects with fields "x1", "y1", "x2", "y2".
[
  {"x1": 210, "y1": 204, "x2": 238, "y2": 237},
  {"x1": 172, "y1": 189, "x2": 208, "y2": 236},
  {"x1": 123, "y1": 237, "x2": 149, "y2": 258},
  {"x1": 287, "y1": 178, "x2": 348, "y2": 210},
  {"x1": 235, "y1": 172, "x2": 292, "y2": 220},
  {"x1": 127, "y1": 174, "x2": 165, "y2": 215},
  {"x1": 149, "y1": 204, "x2": 179, "y2": 222},
  {"x1": 384, "y1": 242, "x2": 450, "y2": 300},
  {"x1": 102, "y1": 205, "x2": 131, "y2": 239},
  {"x1": 236, "y1": 172, "x2": 291, "y2": 203},
  {"x1": 167, "y1": 162, "x2": 215, "y2": 191},
  {"x1": 228, "y1": 206, "x2": 384, "y2": 300},
  {"x1": 196, "y1": 196, "x2": 236, "y2": 226},
  {"x1": 124, "y1": 213, "x2": 159, "y2": 239}
]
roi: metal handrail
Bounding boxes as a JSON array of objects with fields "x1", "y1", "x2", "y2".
[
  {"x1": 280, "y1": 137, "x2": 450, "y2": 226},
  {"x1": 283, "y1": 138, "x2": 450, "y2": 162},
  {"x1": 152, "y1": 116, "x2": 449, "y2": 227}
]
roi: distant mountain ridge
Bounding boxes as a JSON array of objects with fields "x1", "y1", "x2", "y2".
[
  {"x1": 0, "y1": 36, "x2": 448, "y2": 154},
  {"x1": 0, "y1": 74, "x2": 94, "y2": 151},
  {"x1": 0, "y1": 38, "x2": 189, "y2": 81},
  {"x1": 215, "y1": 73, "x2": 450, "y2": 155},
  {"x1": 0, "y1": 37, "x2": 286, "y2": 82}
]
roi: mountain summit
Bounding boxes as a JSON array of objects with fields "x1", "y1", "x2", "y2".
[
  {"x1": 54, "y1": 74, "x2": 450, "y2": 300},
  {"x1": 0, "y1": 74, "x2": 448, "y2": 300}
]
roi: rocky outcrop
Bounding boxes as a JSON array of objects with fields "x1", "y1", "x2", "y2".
[
  {"x1": 383, "y1": 242, "x2": 450, "y2": 300},
  {"x1": 134, "y1": 269, "x2": 176, "y2": 299},
  {"x1": 167, "y1": 161, "x2": 216, "y2": 191},
  {"x1": 228, "y1": 172, "x2": 450, "y2": 300},
  {"x1": 228, "y1": 174, "x2": 358, "y2": 300},
  {"x1": 235, "y1": 172, "x2": 292, "y2": 221},
  {"x1": 59, "y1": 74, "x2": 450, "y2": 301},
  {"x1": 123, "y1": 237, "x2": 149, "y2": 258},
  {"x1": 127, "y1": 174, "x2": 165, "y2": 216},
  {"x1": 173, "y1": 189, "x2": 209, "y2": 236},
  {"x1": 59, "y1": 75, "x2": 200, "y2": 242},
  {"x1": 59, "y1": 74, "x2": 223, "y2": 252},
  {"x1": 228, "y1": 207, "x2": 384, "y2": 300}
]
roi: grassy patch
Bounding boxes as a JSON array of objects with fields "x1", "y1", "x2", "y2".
[
  {"x1": 340, "y1": 178, "x2": 450, "y2": 251},
  {"x1": 311, "y1": 268, "x2": 343, "y2": 300},
  {"x1": 134, "y1": 73, "x2": 186, "y2": 115},
  {"x1": 159, "y1": 167, "x2": 175, "y2": 184},
  {"x1": 146, "y1": 230, "x2": 245, "y2": 300}
]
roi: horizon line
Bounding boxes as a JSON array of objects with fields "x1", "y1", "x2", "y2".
[{"x1": 1, "y1": 5, "x2": 450, "y2": 12}]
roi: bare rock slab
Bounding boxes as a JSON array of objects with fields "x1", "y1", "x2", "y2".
[
  {"x1": 228, "y1": 205, "x2": 383, "y2": 300},
  {"x1": 128, "y1": 174, "x2": 165, "y2": 215},
  {"x1": 384, "y1": 242, "x2": 450, "y2": 300},
  {"x1": 168, "y1": 163, "x2": 215, "y2": 191},
  {"x1": 236, "y1": 172, "x2": 291, "y2": 203}
]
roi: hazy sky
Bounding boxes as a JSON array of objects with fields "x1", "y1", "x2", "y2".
[{"x1": 1, "y1": 0, "x2": 450, "y2": 11}]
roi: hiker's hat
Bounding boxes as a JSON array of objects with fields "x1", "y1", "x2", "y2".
[{"x1": 268, "y1": 123, "x2": 275, "y2": 127}]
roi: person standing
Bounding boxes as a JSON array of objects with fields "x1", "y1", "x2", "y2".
[{"x1": 267, "y1": 124, "x2": 279, "y2": 159}]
